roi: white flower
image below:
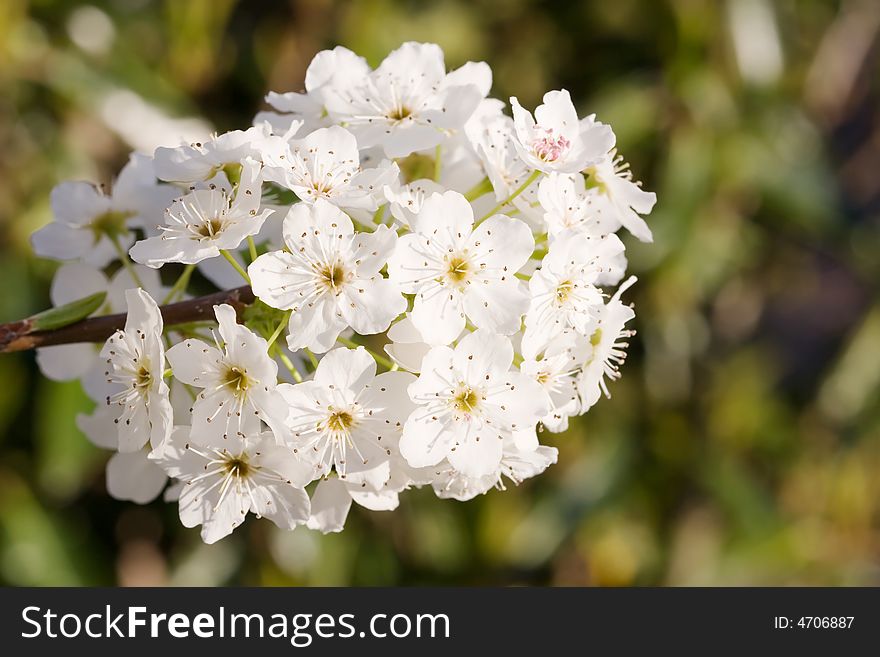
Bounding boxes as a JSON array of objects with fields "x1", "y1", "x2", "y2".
[
  {"x1": 382, "y1": 178, "x2": 445, "y2": 228},
  {"x1": 399, "y1": 330, "x2": 550, "y2": 478},
  {"x1": 31, "y1": 153, "x2": 174, "y2": 266},
  {"x1": 99, "y1": 288, "x2": 173, "y2": 452},
  {"x1": 262, "y1": 126, "x2": 399, "y2": 211},
  {"x1": 585, "y1": 151, "x2": 656, "y2": 243},
  {"x1": 520, "y1": 331, "x2": 588, "y2": 432},
  {"x1": 166, "y1": 304, "x2": 290, "y2": 446},
  {"x1": 323, "y1": 42, "x2": 485, "y2": 158},
  {"x1": 466, "y1": 101, "x2": 534, "y2": 199},
  {"x1": 280, "y1": 347, "x2": 414, "y2": 484},
  {"x1": 510, "y1": 90, "x2": 615, "y2": 174},
  {"x1": 258, "y1": 46, "x2": 371, "y2": 135},
  {"x1": 577, "y1": 277, "x2": 637, "y2": 412},
  {"x1": 130, "y1": 158, "x2": 272, "y2": 267},
  {"x1": 522, "y1": 229, "x2": 625, "y2": 357},
  {"x1": 387, "y1": 191, "x2": 533, "y2": 345},
  {"x1": 430, "y1": 438, "x2": 558, "y2": 501},
  {"x1": 249, "y1": 199, "x2": 405, "y2": 353},
  {"x1": 152, "y1": 125, "x2": 281, "y2": 183},
  {"x1": 537, "y1": 172, "x2": 605, "y2": 237},
  {"x1": 155, "y1": 427, "x2": 312, "y2": 544}
]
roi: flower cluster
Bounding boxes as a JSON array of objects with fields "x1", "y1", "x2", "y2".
[{"x1": 31, "y1": 42, "x2": 654, "y2": 543}]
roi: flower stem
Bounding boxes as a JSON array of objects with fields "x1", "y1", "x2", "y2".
[
  {"x1": 247, "y1": 236, "x2": 258, "y2": 263},
  {"x1": 477, "y1": 169, "x2": 542, "y2": 222},
  {"x1": 220, "y1": 250, "x2": 250, "y2": 283},
  {"x1": 109, "y1": 233, "x2": 144, "y2": 288},
  {"x1": 276, "y1": 349, "x2": 303, "y2": 383},
  {"x1": 1, "y1": 285, "x2": 255, "y2": 353},
  {"x1": 337, "y1": 336, "x2": 395, "y2": 370},
  {"x1": 266, "y1": 310, "x2": 291, "y2": 348},
  {"x1": 304, "y1": 348, "x2": 319, "y2": 369},
  {"x1": 162, "y1": 264, "x2": 196, "y2": 304},
  {"x1": 433, "y1": 144, "x2": 442, "y2": 182},
  {"x1": 464, "y1": 177, "x2": 494, "y2": 202}
]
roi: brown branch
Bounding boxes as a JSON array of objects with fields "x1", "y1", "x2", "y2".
[{"x1": 0, "y1": 286, "x2": 255, "y2": 353}]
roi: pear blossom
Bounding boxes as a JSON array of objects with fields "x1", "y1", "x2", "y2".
[
  {"x1": 280, "y1": 347, "x2": 414, "y2": 532},
  {"x1": 323, "y1": 42, "x2": 485, "y2": 158},
  {"x1": 387, "y1": 191, "x2": 533, "y2": 345},
  {"x1": 262, "y1": 126, "x2": 399, "y2": 211},
  {"x1": 520, "y1": 332, "x2": 588, "y2": 432},
  {"x1": 537, "y1": 172, "x2": 606, "y2": 237},
  {"x1": 99, "y1": 288, "x2": 173, "y2": 452},
  {"x1": 467, "y1": 102, "x2": 534, "y2": 200},
  {"x1": 154, "y1": 427, "x2": 313, "y2": 544},
  {"x1": 577, "y1": 277, "x2": 637, "y2": 412},
  {"x1": 249, "y1": 199, "x2": 405, "y2": 353},
  {"x1": 399, "y1": 330, "x2": 550, "y2": 478},
  {"x1": 153, "y1": 125, "x2": 282, "y2": 183},
  {"x1": 510, "y1": 90, "x2": 615, "y2": 174},
  {"x1": 130, "y1": 158, "x2": 272, "y2": 267},
  {"x1": 430, "y1": 440, "x2": 558, "y2": 501},
  {"x1": 258, "y1": 46, "x2": 370, "y2": 135},
  {"x1": 382, "y1": 178, "x2": 445, "y2": 228},
  {"x1": 522, "y1": 229, "x2": 625, "y2": 357},
  {"x1": 31, "y1": 153, "x2": 175, "y2": 267},
  {"x1": 280, "y1": 347, "x2": 414, "y2": 485},
  {"x1": 166, "y1": 304, "x2": 290, "y2": 446},
  {"x1": 584, "y1": 152, "x2": 656, "y2": 242},
  {"x1": 20, "y1": 40, "x2": 652, "y2": 545}
]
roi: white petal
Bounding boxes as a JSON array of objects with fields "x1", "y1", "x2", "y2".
[
  {"x1": 314, "y1": 346, "x2": 376, "y2": 395},
  {"x1": 306, "y1": 477, "x2": 352, "y2": 534},
  {"x1": 106, "y1": 450, "x2": 167, "y2": 504},
  {"x1": 399, "y1": 408, "x2": 454, "y2": 468},
  {"x1": 286, "y1": 295, "x2": 347, "y2": 353},
  {"x1": 467, "y1": 214, "x2": 534, "y2": 272},
  {"x1": 339, "y1": 277, "x2": 405, "y2": 336},
  {"x1": 462, "y1": 276, "x2": 529, "y2": 336},
  {"x1": 453, "y1": 330, "x2": 514, "y2": 380},
  {"x1": 36, "y1": 344, "x2": 98, "y2": 381},
  {"x1": 447, "y1": 425, "x2": 504, "y2": 479},
  {"x1": 166, "y1": 339, "x2": 222, "y2": 386},
  {"x1": 410, "y1": 286, "x2": 466, "y2": 346}
]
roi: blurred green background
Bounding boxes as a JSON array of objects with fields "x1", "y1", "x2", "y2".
[{"x1": 1, "y1": 0, "x2": 879, "y2": 586}]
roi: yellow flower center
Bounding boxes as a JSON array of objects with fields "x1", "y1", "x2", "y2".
[
  {"x1": 452, "y1": 386, "x2": 480, "y2": 414},
  {"x1": 555, "y1": 280, "x2": 574, "y2": 304},
  {"x1": 196, "y1": 217, "x2": 224, "y2": 239},
  {"x1": 387, "y1": 106, "x2": 412, "y2": 122},
  {"x1": 223, "y1": 366, "x2": 250, "y2": 395},
  {"x1": 318, "y1": 263, "x2": 347, "y2": 293},
  {"x1": 324, "y1": 409, "x2": 355, "y2": 435},
  {"x1": 445, "y1": 255, "x2": 470, "y2": 284},
  {"x1": 223, "y1": 454, "x2": 250, "y2": 478},
  {"x1": 135, "y1": 363, "x2": 152, "y2": 388}
]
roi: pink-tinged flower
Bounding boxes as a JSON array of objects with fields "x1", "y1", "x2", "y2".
[{"x1": 510, "y1": 89, "x2": 615, "y2": 173}]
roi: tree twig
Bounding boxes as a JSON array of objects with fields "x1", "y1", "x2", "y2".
[{"x1": 0, "y1": 286, "x2": 255, "y2": 353}]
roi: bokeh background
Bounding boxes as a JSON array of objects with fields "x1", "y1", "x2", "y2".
[{"x1": 1, "y1": 0, "x2": 879, "y2": 586}]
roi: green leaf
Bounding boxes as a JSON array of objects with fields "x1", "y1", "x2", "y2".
[{"x1": 28, "y1": 292, "x2": 106, "y2": 332}]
